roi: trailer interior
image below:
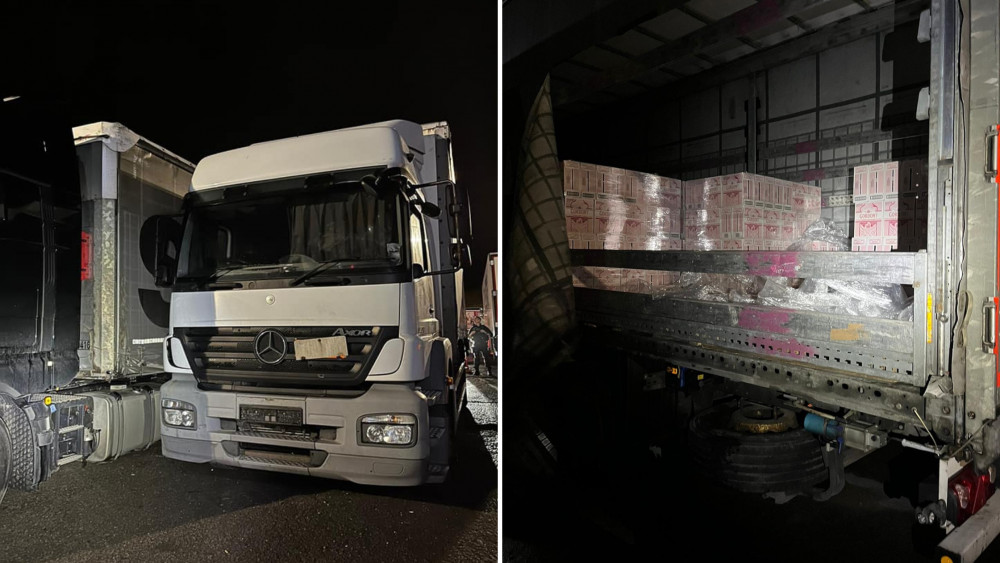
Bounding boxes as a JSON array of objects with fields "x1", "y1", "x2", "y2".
[{"x1": 505, "y1": 1, "x2": 1000, "y2": 560}]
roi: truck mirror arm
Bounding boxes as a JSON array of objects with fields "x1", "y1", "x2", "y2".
[
  {"x1": 412, "y1": 264, "x2": 461, "y2": 279},
  {"x1": 422, "y1": 266, "x2": 462, "y2": 277}
]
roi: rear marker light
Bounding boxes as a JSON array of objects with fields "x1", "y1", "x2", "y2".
[{"x1": 948, "y1": 465, "x2": 995, "y2": 525}]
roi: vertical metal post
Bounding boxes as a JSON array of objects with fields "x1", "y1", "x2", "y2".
[
  {"x1": 928, "y1": 0, "x2": 957, "y2": 380},
  {"x1": 960, "y1": 0, "x2": 999, "y2": 440},
  {"x1": 114, "y1": 152, "x2": 122, "y2": 376},
  {"x1": 914, "y1": 251, "x2": 929, "y2": 384}
]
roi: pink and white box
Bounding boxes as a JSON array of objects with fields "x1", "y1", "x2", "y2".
[
  {"x1": 852, "y1": 161, "x2": 905, "y2": 252},
  {"x1": 563, "y1": 159, "x2": 683, "y2": 294}
]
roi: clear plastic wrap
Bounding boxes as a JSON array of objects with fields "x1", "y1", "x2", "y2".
[
  {"x1": 565, "y1": 166, "x2": 910, "y2": 321},
  {"x1": 681, "y1": 173, "x2": 822, "y2": 251},
  {"x1": 651, "y1": 218, "x2": 911, "y2": 319},
  {"x1": 751, "y1": 218, "x2": 911, "y2": 318},
  {"x1": 756, "y1": 277, "x2": 910, "y2": 318},
  {"x1": 786, "y1": 218, "x2": 849, "y2": 251},
  {"x1": 563, "y1": 160, "x2": 682, "y2": 252},
  {"x1": 652, "y1": 272, "x2": 763, "y2": 303}
]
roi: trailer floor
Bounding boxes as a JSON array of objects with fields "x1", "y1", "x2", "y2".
[{"x1": 0, "y1": 375, "x2": 497, "y2": 563}]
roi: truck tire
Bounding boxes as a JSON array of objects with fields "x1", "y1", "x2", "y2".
[
  {"x1": 689, "y1": 403, "x2": 828, "y2": 494},
  {"x1": 0, "y1": 417, "x2": 12, "y2": 506}
]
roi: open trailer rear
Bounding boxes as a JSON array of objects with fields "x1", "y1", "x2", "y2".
[{"x1": 509, "y1": 0, "x2": 1000, "y2": 560}]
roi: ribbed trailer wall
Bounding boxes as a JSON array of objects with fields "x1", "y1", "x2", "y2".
[{"x1": 75, "y1": 124, "x2": 193, "y2": 380}]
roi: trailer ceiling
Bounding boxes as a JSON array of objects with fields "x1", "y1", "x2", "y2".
[{"x1": 505, "y1": 0, "x2": 924, "y2": 112}]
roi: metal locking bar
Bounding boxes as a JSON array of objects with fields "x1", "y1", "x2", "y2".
[
  {"x1": 983, "y1": 298, "x2": 998, "y2": 354},
  {"x1": 987, "y1": 125, "x2": 1000, "y2": 183},
  {"x1": 986, "y1": 296, "x2": 1000, "y2": 412}
]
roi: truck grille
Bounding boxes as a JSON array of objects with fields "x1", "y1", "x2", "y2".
[{"x1": 174, "y1": 326, "x2": 397, "y2": 388}]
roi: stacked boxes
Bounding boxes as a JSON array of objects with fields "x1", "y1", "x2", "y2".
[
  {"x1": 563, "y1": 160, "x2": 683, "y2": 294},
  {"x1": 563, "y1": 160, "x2": 682, "y2": 250},
  {"x1": 681, "y1": 173, "x2": 822, "y2": 251},
  {"x1": 851, "y1": 160, "x2": 927, "y2": 252},
  {"x1": 851, "y1": 162, "x2": 899, "y2": 251}
]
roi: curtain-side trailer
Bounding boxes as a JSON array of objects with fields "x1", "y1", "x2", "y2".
[{"x1": 0, "y1": 98, "x2": 193, "y2": 503}]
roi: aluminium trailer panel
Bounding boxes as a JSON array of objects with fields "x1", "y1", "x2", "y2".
[
  {"x1": 420, "y1": 122, "x2": 466, "y2": 362},
  {"x1": 573, "y1": 248, "x2": 931, "y2": 430},
  {"x1": 955, "y1": 0, "x2": 1000, "y2": 448},
  {"x1": 73, "y1": 123, "x2": 194, "y2": 380},
  {"x1": 573, "y1": 249, "x2": 928, "y2": 385}
]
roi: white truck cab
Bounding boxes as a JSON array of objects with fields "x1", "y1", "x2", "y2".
[{"x1": 152, "y1": 120, "x2": 468, "y2": 485}]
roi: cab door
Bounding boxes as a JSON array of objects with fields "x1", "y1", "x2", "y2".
[{"x1": 410, "y1": 213, "x2": 438, "y2": 338}]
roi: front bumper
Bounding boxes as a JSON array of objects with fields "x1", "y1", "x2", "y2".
[{"x1": 159, "y1": 374, "x2": 431, "y2": 486}]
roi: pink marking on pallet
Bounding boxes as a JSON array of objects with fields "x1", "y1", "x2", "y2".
[
  {"x1": 744, "y1": 251, "x2": 799, "y2": 277},
  {"x1": 750, "y1": 336, "x2": 816, "y2": 360},
  {"x1": 738, "y1": 308, "x2": 790, "y2": 334}
]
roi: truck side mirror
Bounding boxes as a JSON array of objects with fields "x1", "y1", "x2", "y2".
[
  {"x1": 414, "y1": 201, "x2": 441, "y2": 218},
  {"x1": 156, "y1": 262, "x2": 175, "y2": 287},
  {"x1": 410, "y1": 179, "x2": 468, "y2": 270}
]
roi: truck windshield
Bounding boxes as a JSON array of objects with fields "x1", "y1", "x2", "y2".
[{"x1": 176, "y1": 177, "x2": 405, "y2": 283}]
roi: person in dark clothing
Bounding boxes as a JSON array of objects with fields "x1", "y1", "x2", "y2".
[{"x1": 469, "y1": 317, "x2": 494, "y2": 376}]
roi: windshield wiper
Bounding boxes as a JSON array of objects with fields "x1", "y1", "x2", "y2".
[
  {"x1": 191, "y1": 265, "x2": 245, "y2": 287},
  {"x1": 289, "y1": 259, "x2": 360, "y2": 287},
  {"x1": 192, "y1": 263, "x2": 273, "y2": 287}
]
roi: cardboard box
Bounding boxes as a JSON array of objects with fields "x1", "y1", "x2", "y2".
[
  {"x1": 563, "y1": 159, "x2": 683, "y2": 294},
  {"x1": 682, "y1": 172, "x2": 821, "y2": 249},
  {"x1": 851, "y1": 160, "x2": 926, "y2": 252}
]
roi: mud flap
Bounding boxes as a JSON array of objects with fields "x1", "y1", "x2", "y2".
[
  {"x1": 812, "y1": 444, "x2": 846, "y2": 502},
  {"x1": 764, "y1": 443, "x2": 846, "y2": 504},
  {"x1": 426, "y1": 406, "x2": 452, "y2": 484}
]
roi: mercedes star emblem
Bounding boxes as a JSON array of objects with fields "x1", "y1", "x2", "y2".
[{"x1": 253, "y1": 329, "x2": 287, "y2": 365}]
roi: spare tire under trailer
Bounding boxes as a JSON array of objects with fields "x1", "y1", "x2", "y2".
[{"x1": 689, "y1": 402, "x2": 836, "y2": 496}]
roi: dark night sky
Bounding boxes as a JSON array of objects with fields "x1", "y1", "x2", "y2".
[{"x1": 2, "y1": 2, "x2": 497, "y2": 301}]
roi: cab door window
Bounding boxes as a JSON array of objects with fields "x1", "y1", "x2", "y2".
[{"x1": 409, "y1": 213, "x2": 428, "y2": 270}]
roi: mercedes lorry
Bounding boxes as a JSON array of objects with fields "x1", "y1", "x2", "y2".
[
  {"x1": 151, "y1": 120, "x2": 470, "y2": 485},
  {"x1": 0, "y1": 98, "x2": 193, "y2": 503}
]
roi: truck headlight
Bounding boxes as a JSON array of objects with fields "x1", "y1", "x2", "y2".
[
  {"x1": 162, "y1": 399, "x2": 197, "y2": 428},
  {"x1": 360, "y1": 414, "x2": 416, "y2": 446}
]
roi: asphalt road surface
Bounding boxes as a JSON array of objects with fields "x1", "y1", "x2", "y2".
[
  {"x1": 505, "y1": 431, "x2": 1000, "y2": 562},
  {"x1": 0, "y1": 375, "x2": 497, "y2": 563}
]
